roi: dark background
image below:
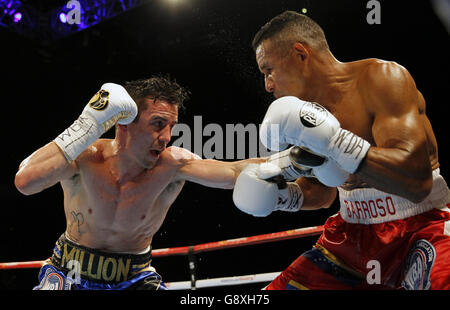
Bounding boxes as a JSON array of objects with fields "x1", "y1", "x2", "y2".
[{"x1": 0, "y1": 0, "x2": 448, "y2": 290}]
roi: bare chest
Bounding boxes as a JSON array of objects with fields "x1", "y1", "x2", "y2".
[{"x1": 73, "y1": 162, "x2": 182, "y2": 228}]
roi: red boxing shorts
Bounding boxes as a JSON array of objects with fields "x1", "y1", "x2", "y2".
[{"x1": 267, "y1": 169, "x2": 450, "y2": 290}]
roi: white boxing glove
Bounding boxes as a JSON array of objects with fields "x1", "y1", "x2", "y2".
[
  {"x1": 54, "y1": 83, "x2": 138, "y2": 163},
  {"x1": 266, "y1": 147, "x2": 314, "y2": 181},
  {"x1": 266, "y1": 146, "x2": 349, "y2": 187},
  {"x1": 311, "y1": 159, "x2": 349, "y2": 187},
  {"x1": 233, "y1": 163, "x2": 304, "y2": 217},
  {"x1": 260, "y1": 96, "x2": 371, "y2": 174}
]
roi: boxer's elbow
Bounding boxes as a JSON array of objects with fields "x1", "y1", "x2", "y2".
[
  {"x1": 405, "y1": 174, "x2": 433, "y2": 203},
  {"x1": 14, "y1": 171, "x2": 32, "y2": 195},
  {"x1": 14, "y1": 167, "x2": 41, "y2": 196},
  {"x1": 317, "y1": 187, "x2": 338, "y2": 209},
  {"x1": 299, "y1": 178, "x2": 337, "y2": 210}
]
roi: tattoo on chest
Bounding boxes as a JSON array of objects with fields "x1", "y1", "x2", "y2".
[{"x1": 69, "y1": 211, "x2": 85, "y2": 236}]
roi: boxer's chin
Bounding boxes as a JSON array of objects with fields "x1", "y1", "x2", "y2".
[
  {"x1": 135, "y1": 151, "x2": 159, "y2": 169},
  {"x1": 149, "y1": 150, "x2": 161, "y2": 159},
  {"x1": 144, "y1": 151, "x2": 160, "y2": 166}
]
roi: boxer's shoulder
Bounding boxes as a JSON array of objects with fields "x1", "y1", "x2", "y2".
[
  {"x1": 356, "y1": 59, "x2": 418, "y2": 113},
  {"x1": 354, "y1": 59, "x2": 406, "y2": 89},
  {"x1": 161, "y1": 146, "x2": 201, "y2": 166},
  {"x1": 77, "y1": 139, "x2": 111, "y2": 164},
  {"x1": 361, "y1": 59, "x2": 414, "y2": 90}
]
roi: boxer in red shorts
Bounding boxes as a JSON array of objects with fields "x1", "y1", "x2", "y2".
[{"x1": 232, "y1": 11, "x2": 450, "y2": 289}]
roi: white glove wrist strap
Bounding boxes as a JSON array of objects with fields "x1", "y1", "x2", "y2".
[
  {"x1": 53, "y1": 111, "x2": 103, "y2": 163},
  {"x1": 267, "y1": 148, "x2": 311, "y2": 181},
  {"x1": 329, "y1": 128, "x2": 371, "y2": 174},
  {"x1": 274, "y1": 182, "x2": 304, "y2": 212}
]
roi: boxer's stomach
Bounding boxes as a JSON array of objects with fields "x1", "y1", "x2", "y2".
[
  {"x1": 63, "y1": 196, "x2": 174, "y2": 254},
  {"x1": 65, "y1": 217, "x2": 156, "y2": 254}
]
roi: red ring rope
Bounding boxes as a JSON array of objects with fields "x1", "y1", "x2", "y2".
[{"x1": 0, "y1": 225, "x2": 323, "y2": 269}]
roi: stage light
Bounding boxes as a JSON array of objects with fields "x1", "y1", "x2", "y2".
[
  {"x1": 59, "y1": 12, "x2": 67, "y2": 23},
  {"x1": 165, "y1": 0, "x2": 184, "y2": 5},
  {"x1": 13, "y1": 11, "x2": 21, "y2": 22},
  {"x1": 302, "y1": 8, "x2": 307, "y2": 14},
  {"x1": 2, "y1": 0, "x2": 149, "y2": 39}
]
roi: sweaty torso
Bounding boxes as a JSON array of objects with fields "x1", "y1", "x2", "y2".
[
  {"x1": 327, "y1": 59, "x2": 439, "y2": 190},
  {"x1": 61, "y1": 140, "x2": 185, "y2": 253}
]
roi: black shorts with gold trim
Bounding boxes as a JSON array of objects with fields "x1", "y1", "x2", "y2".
[{"x1": 34, "y1": 234, "x2": 167, "y2": 290}]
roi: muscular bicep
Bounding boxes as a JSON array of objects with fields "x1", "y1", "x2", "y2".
[
  {"x1": 372, "y1": 105, "x2": 426, "y2": 152},
  {"x1": 177, "y1": 159, "x2": 239, "y2": 189},
  {"x1": 356, "y1": 62, "x2": 432, "y2": 201},
  {"x1": 367, "y1": 62, "x2": 429, "y2": 162}
]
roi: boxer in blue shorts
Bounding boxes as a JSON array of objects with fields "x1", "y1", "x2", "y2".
[
  {"x1": 34, "y1": 234, "x2": 165, "y2": 290},
  {"x1": 15, "y1": 76, "x2": 267, "y2": 290}
]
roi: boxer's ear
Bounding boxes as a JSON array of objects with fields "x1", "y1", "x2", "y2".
[{"x1": 293, "y1": 42, "x2": 308, "y2": 61}]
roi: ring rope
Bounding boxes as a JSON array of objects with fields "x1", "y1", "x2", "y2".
[
  {"x1": 0, "y1": 260, "x2": 45, "y2": 269},
  {"x1": 0, "y1": 225, "x2": 323, "y2": 269},
  {"x1": 0, "y1": 226, "x2": 323, "y2": 289},
  {"x1": 152, "y1": 225, "x2": 324, "y2": 257},
  {"x1": 165, "y1": 272, "x2": 281, "y2": 290},
  {"x1": 0, "y1": 225, "x2": 323, "y2": 270}
]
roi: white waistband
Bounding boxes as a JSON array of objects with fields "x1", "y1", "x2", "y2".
[{"x1": 338, "y1": 169, "x2": 450, "y2": 224}]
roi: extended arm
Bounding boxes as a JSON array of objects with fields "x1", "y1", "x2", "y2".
[
  {"x1": 171, "y1": 146, "x2": 266, "y2": 189},
  {"x1": 170, "y1": 146, "x2": 337, "y2": 216}
]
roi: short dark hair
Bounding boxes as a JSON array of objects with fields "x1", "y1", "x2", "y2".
[
  {"x1": 124, "y1": 75, "x2": 190, "y2": 115},
  {"x1": 252, "y1": 11, "x2": 329, "y2": 53}
]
